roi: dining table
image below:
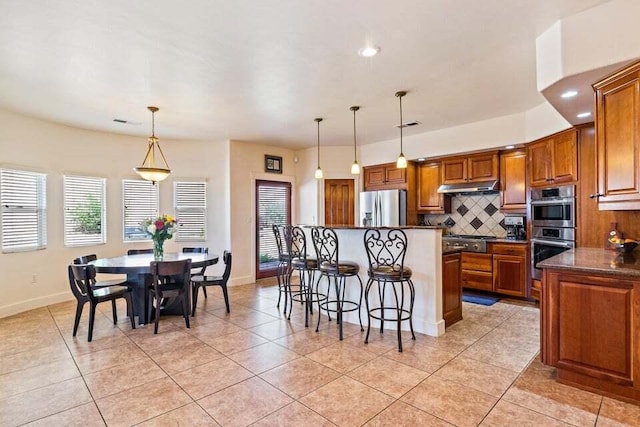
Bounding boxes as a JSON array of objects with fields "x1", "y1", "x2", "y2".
[{"x1": 91, "y1": 252, "x2": 219, "y2": 325}]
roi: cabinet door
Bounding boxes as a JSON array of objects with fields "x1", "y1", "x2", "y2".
[
  {"x1": 442, "y1": 158, "x2": 467, "y2": 184},
  {"x1": 442, "y1": 252, "x2": 462, "y2": 327},
  {"x1": 551, "y1": 129, "x2": 578, "y2": 184},
  {"x1": 493, "y1": 254, "x2": 527, "y2": 297},
  {"x1": 363, "y1": 166, "x2": 386, "y2": 189},
  {"x1": 500, "y1": 150, "x2": 527, "y2": 211},
  {"x1": 595, "y1": 65, "x2": 640, "y2": 209},
  {"x1": 528, "y1": 140, "x2": 550, "y2": 187},
  {"x1": 467, "y1": 153, "x2": 498, "y2": 182},
  {"x1": 385, "y1": 166, "x2": 406, "y2": 185},
  {"x1": 418, "y1": 162, "x2": 449, "y2": 212}
]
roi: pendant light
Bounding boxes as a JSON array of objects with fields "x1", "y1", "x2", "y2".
[
  {"x1": 314, "y1": 118, "x2": 324, "y2": 179},
  {"x1": 134, "y1": 106, "x2": 171, "y2": 183},
  {"x1": 350, "y1": 106, "x2": 360, "y2": 175},
  {"x1": 395, "y1": 91, "x2": 408, "y2": 169}
]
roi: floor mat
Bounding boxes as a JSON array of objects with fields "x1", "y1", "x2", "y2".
[{"x1": 462, "y1": 292, "x2": 500, "y2": 306}]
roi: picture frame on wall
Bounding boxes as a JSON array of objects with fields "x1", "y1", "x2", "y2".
[{"x1": 265, "y1": 155, "x2": 283, "y2": 174}]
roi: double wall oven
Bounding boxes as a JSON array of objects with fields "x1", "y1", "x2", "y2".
[{"x1": 530, "y1": 185, "x2": 576, "y2": 280}]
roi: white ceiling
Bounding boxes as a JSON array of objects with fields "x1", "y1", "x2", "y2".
[{"x1": 0, "y1": 0, "x2": 609, "y2": 148}]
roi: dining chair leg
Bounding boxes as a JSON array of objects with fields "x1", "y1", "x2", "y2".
[
  {"x1": 153, "y1": 296, "x2": 160, "y2": 334},
  {"x1": 88, "y1": 303, "x2": 97, "y2": 342},
  {"x1": 148, "y1": 293, "x2": 154, "y2": 329},
  {"x1": 72, "y1": 301, "x2": 85, "y2": 337},
  {"x1": 183, "y1": 294, "x2": 190, "y2": 328},
  {"x1": 191, "y1": 284, "x2": 199, "y2": 316},
  {"x1": 202, "y1": 287, "x2": 208, "y2": 299},
  {"x1": 221, "y1": 284, "x2": 230, "y2": 313},
  {"x1": 125, "y1": 293, "x2": 136, "y2": 330},
  {"x1": 111, "y1": 300, "x2": 118, "y2": 325}
]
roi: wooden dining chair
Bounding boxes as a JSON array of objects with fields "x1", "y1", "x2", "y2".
[
  {"x1": 68, "y1": 264, "x2": 135, "y2": 341},
  {"x1": 73, "y1": 254, "x2": 126, "y2": 320},
  {"x1": 191, "y1": 251, "x2": 232, "y2": 316},
  {"x1": 183, "y1": 247, "x2": 209, "y2": 296},
  {"x1": 149, "y1": 259, "x2": 192, "y2": 334},
  {"x1": 127, "y1": 248, "x2": 153, "y2": 255}
]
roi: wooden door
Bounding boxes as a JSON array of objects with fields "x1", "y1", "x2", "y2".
[
  {"x1": 324, "y1": 179, "x2": 355, "y2": 226},
  {"x1": 467, "y1": 153, "x2": 498, "y2": 182},
  {"x1": 595, "y1": 64, "x2": 640, "y2": 209},
  {"x1": 528, "y1": 140, "x2": 550, "y2": 187},
  {"x1": 418, "y1": 162, "x2": 449, "y2": 212},
  {"x1": 442, "y1": 252, "x2": 462, "y2": 327},
  {"x1": 550, "y1": 129, "x2": 578, "y2": 184},
  {"x1": 385, "y1": 166, "x2": 406, "y2": 186},
  {"x1": 442, "y1": 157, "x2": 467, "y2": 184},
  {"x1": 500, "y1": 150, "x2": 527, "y2": 212},
  {"x1": 255, "y1": 180, "x2": 291, "y2": 279},
  {"x1": 493, "y1": 254, "x2": 527, "y2": 297},
  {"x1": 363, "y1": 166, "x2": 386, "y2": 190}
]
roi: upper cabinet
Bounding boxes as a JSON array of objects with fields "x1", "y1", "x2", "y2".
[
  {"x1": 417, "y1": 161, "x2": 451, "y2": 213},
  {"x1": 363, "y1": 163, "x2": 407, "y2": 190},
  {"x1": 500, "y1": 150, "x2": 527, "y2": 212},
  {"x1": 527, "y1": 129, "x2": 578, "y2": 187},
  {"x1": 442, "y1": 152, "x2": 499, "y2": 184},
  {"x1": 593, "y1": 61, "x2": 640, "y2": 210}
]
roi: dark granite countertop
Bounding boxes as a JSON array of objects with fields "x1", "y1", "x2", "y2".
[
  {"x1": 538, "y1": 247, "x2": 640, "y2": 278},
  {"x1": 490, "y1": 239, "x2": 528, "y2": 245}
]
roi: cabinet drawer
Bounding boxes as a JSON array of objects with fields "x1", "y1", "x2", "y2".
[
  {"x1": 461, "y1": 253, "x2": 493, "y2": 272},
  {"x1": 492, "y1": 244, "x2": 526, "y2": 256},
  {"x1": 461, "y1": 270, "x2": 493, "y2": 291}
]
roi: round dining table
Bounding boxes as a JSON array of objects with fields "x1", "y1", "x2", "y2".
[{"x1": 92, "y1": 252, "x2": 219, "y2": 325}]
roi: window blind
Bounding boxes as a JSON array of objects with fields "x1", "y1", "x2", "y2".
[
  {"x1": 1, "y1": 168, "x2": 47, "y2": 252},
  {"x1": 257, "y1": 182, "x2": 290, "y2": 271},
  {"x1": 174, "y1": 181, "x2": 206, "y2": 242},
  {"x1": 63, "y1": 175, "x2": 106, "y2": 247},
  {"x1": 123, "y1": 179, "x2": 158, "y2": 241}
]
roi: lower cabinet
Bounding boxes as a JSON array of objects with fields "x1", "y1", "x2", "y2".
[
  {"x1": 442, "y1": 252, "x2": 462, "y2": 327},
  {"x1": 461, "y1": 243, "x2": 529, "y2": 297},
  {"x1": 461, "y1": 253, "x2": 493, "y2": 292}
]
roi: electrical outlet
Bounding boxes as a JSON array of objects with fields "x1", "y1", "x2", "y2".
[{"x1": 31, "y1": 274, "x2": 37, "y2": 285}]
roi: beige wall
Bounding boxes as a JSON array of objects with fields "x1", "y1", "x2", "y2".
[
  {"x1": 0, "y1": 109, "x2": 230, "y2": 317},
  {"x1": 229, "y1": 140, "x2": 296, "y2": 285}
]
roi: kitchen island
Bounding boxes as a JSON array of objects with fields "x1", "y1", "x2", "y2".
[
  {"x1": 305, "y1": 226, "x2": 446, "y2": 337},
  {"x1": 539, "y1": 248, "x2": 640, "y2": 404}
]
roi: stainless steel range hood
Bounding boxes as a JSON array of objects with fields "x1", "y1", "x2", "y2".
[{"x1": 437, "y1": 180, "x2": 499, "y2": 194}]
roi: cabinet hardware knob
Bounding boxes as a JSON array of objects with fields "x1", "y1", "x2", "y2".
[{"x1": 589, "y1": 193, "x2": 604, "y2": 199}]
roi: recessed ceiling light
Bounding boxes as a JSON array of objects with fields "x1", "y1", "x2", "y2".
[
  {"x1": 505, "y1": 145, "x2": 515, "y2": 149},
  {"x1": 358, "y1": 46, "x2": 380, "y2": 57},
  {"x1": 577, "y1": 112, "x2": 591, "y2": 118},
  {"x1": 561, "y1": 90, "x2": 578, "y2": 98},
  {"x1": 417, "y1": 157, "x2": 426, "y2": 162}
]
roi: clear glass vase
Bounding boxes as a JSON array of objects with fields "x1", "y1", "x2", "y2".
[{"x1": 153, "y1": 239, "x2": 164, "y2": 260}]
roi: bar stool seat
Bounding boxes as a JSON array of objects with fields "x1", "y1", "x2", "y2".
[
  {"x1": 319, "y1": 261, "x2": 359, "y2": 275},
  {"x1": 291, "y1": 257, "x2": 318, "y2": 269},
  {"x1": 369, "y1": 265, "x2": 412, "y2": 279}
]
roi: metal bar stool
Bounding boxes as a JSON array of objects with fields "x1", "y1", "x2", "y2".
[
  {"x1": 272, "y1": 224, "x2": 292, "y2": 314},
  {"x1": 311, "y1": 226, "x2": 364, "y2": 340},
  {"x1": 363, "y1": 227, "x2": 415, "y2": 352},
  {"x1": 285, "y1": 226, "x2": 323, "y2": 327}
]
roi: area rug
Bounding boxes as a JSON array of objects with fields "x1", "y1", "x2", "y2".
[{"x1": 462, "y1": 292, "x2": 500, "y2": 306}]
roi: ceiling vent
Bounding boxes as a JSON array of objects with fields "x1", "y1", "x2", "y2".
[{"x1": 395, "y1": 120, "x2": 421, "y2": 129}]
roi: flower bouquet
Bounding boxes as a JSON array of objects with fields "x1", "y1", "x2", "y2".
[{"x1": 140, "y1": 214, "x2": 178, "y2": 260}]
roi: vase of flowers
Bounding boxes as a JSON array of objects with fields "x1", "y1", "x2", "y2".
[{"x1": 140, "y1": 215, "x2": 178, "y2": 260}]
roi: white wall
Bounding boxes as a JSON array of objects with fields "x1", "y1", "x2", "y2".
[
  {"x1": 0, "y1": 109, "x2": 230, "y2": 317},
  {"x1": 229, "y1": 140, "x2": 296, "y2": 285}
]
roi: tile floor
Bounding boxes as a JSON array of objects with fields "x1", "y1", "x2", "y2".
[{"x1": 1, "y1": 283, "x2": 639, "y2": 426}]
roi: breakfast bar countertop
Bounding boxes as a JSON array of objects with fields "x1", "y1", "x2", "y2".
[{"x1": 538, "y1": 247, "x2": 640, "y2": 278}]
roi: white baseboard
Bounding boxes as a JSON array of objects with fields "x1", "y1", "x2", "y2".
[{"x1": 0, "y1": 292, "x2": 72, "y2": 319}]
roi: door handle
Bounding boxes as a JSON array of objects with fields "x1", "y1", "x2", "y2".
[{"x1": 589, "y1": 193, "x2": 604, "y2": 199}]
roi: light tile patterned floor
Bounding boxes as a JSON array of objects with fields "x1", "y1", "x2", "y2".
[{"x1": 0, "y1": 283, "x2": 639, "y2": 426}]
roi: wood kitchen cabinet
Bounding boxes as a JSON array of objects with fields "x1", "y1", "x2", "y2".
[
  {"x1": 363, "y1": 162, "x2": 407, "y2": 190},
  {"x1": 593, "y1": 60, "x2": 640, "y2": 210},
  {"x1": 528, "y1": 129, "x2": 578, "y2": 187},
  {"x1": 442, "y1": 152, "x2": 499, "y2": 184},
  {"x1": 442, "y1": 251, "x2": 462, "y2": 327},
  {"x1": 461, "y1": 252, "x2": 493, "y2": 292},
  {"x1": 492, "y1": 244, "x2": 527, "y2": 297},
  {"x1": 500, "y1": 150, "x2": 527, "y2": 212},
  {"x1": 417, "y1": 161, "x2": 450, "y2": 213}
]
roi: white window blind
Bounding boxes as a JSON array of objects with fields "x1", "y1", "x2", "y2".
[
  {"x1": 1, "y1": 168, "x2": 47, "y2": 252},
  {"x1": 123, "y1": 179, "x2": 158, "y2": 241},
  {"x1": 63, "y1": 175, "x2": 106, "y2": 247},
  {"x1": 257, "y1": 181, "x2": 290, "y2": 273},
  {"x1": 174, "y1": 181, "x2": 206, "y2": 242}
]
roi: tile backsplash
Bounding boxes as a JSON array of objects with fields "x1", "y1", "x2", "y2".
[{"x1": 420, "y1": 193, "x2": 511, "y2": 237}]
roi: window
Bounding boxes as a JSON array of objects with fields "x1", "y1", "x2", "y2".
[
  {"x1": 174, "y1": 181, "x2": 206, "y2": 242},
  {"x1": 256, "y1": 180, "x2": 291, "y2": 279},
  {"x1": 123, "y1": 179, "x2": 158, "y2": 241},
  {"x1": 63, "y1": 175, "x2": 106, "y2": 247},
  {"x1": 1, "y1": 168, "x2": 47, "y2": 252}
]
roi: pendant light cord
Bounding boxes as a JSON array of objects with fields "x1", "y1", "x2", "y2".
[
  {"x1": 353, "y1": 108, "x2": 357, "y2": 159},
  {"x1": 399, "y1": 94, "x2": 403, "y2": 153},
  {"x1": 317, "y1": 120, "x2": 320, "y2": 167}
]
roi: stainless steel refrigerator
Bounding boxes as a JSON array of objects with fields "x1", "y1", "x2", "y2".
[{"x1": 359, "y1": 189, "x2": 407, "y2": 227}]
